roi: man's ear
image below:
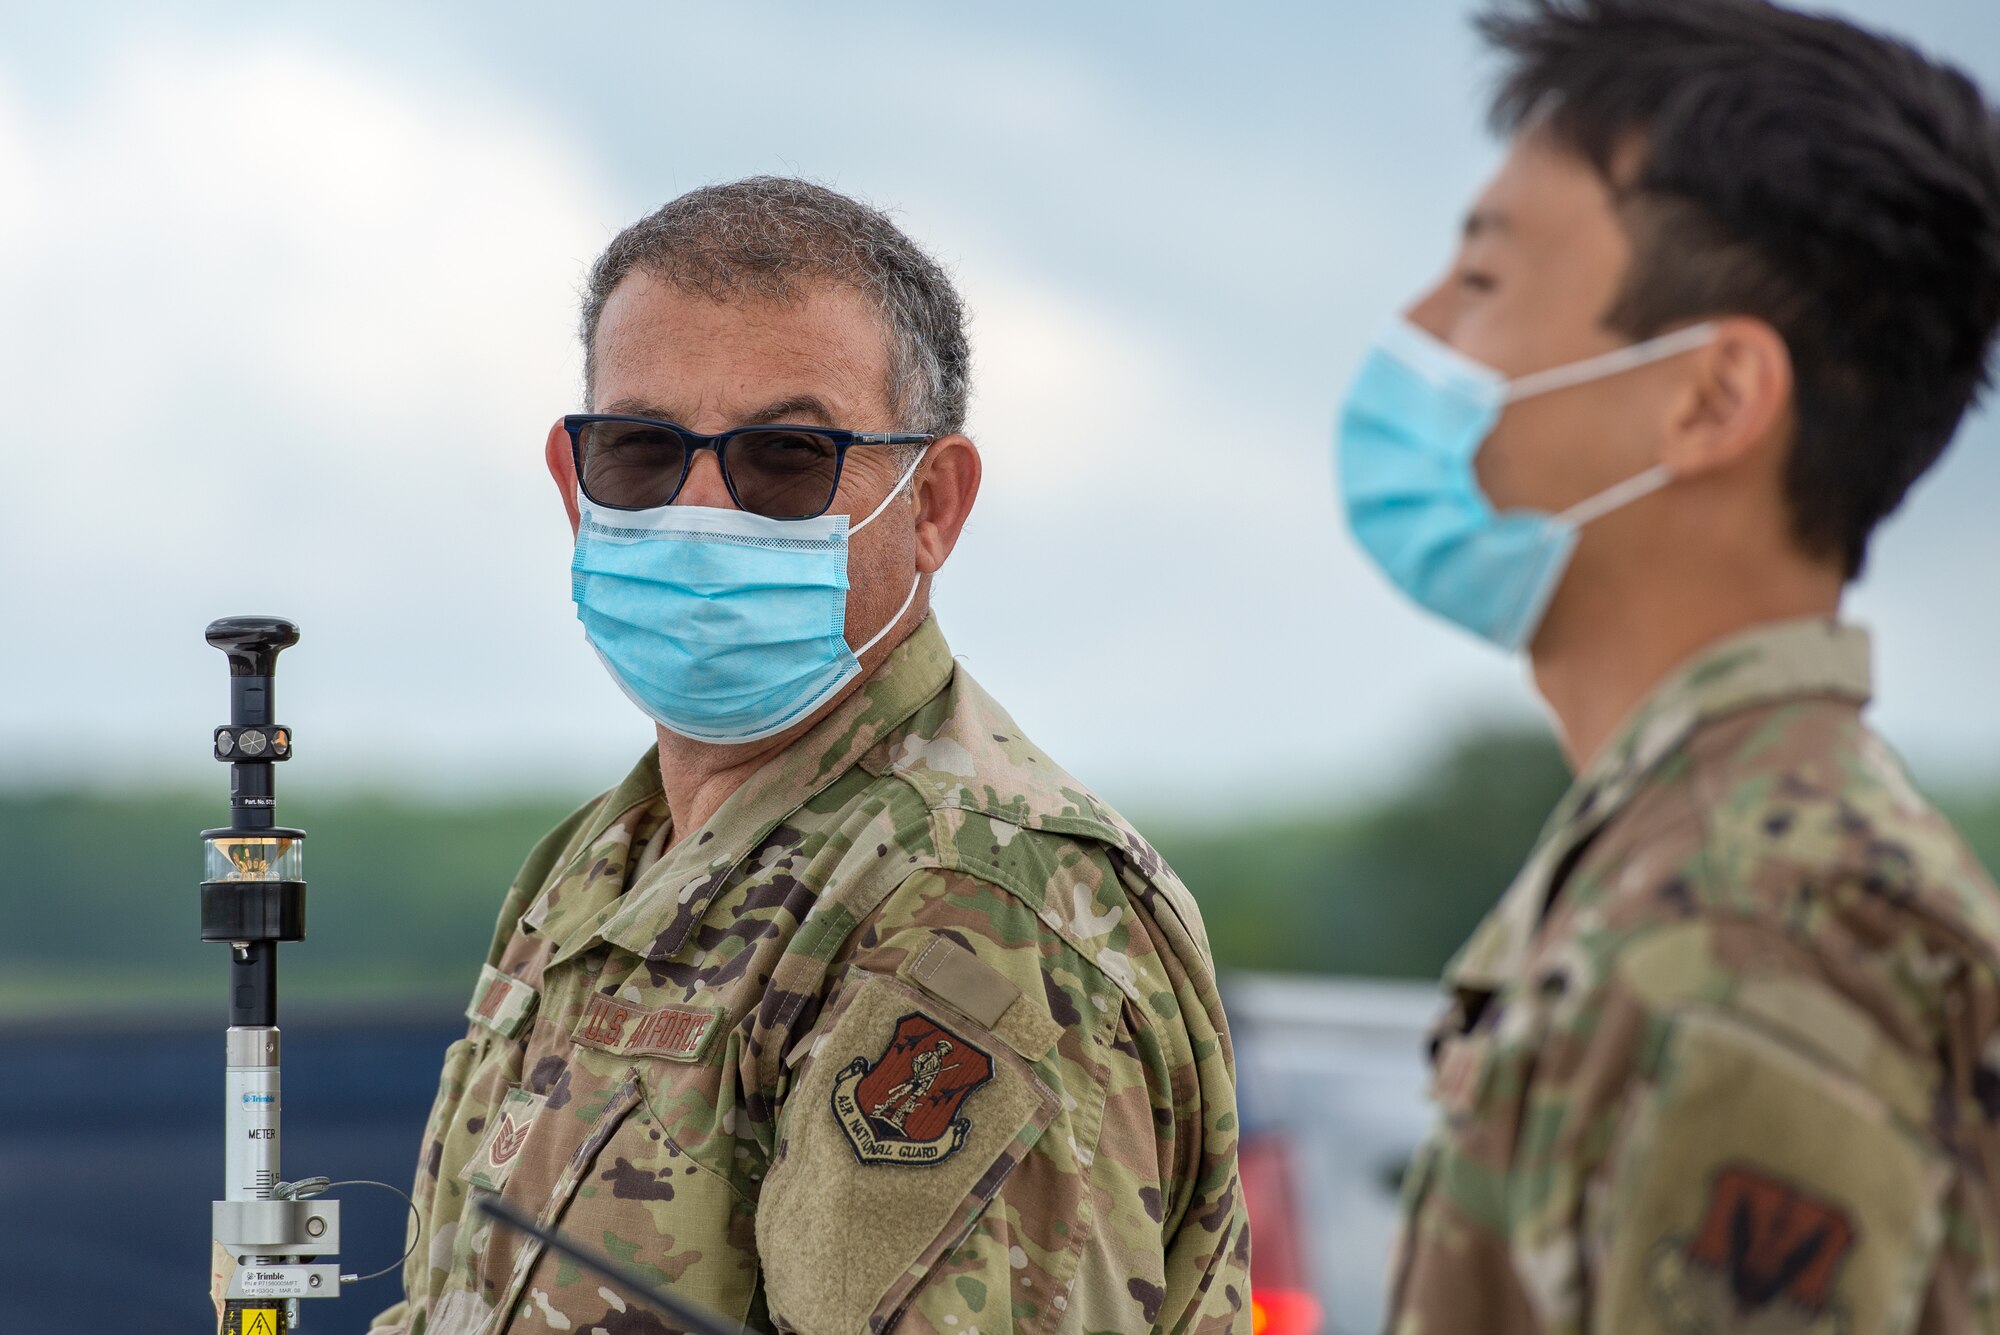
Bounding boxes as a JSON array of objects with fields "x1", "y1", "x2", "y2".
[
  {"x1": 1659, "y1": 317, "x2": 1793, "y2": 480},
  {"x1": 913, "y1": 434, "x2": 981, "y2": 574},
  {"x1": 546, "y1": 419, "x2": 581, "y2": 537}
]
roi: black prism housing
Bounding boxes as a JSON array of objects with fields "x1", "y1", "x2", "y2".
[{"x1": 203, "y1": 616, "x2": 305, "y2": 1028}]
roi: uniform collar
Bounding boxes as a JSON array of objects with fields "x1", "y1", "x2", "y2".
[
  {"x1": 1445, "y1": 617, "x2": 1873, "y2": 992},
  {"x1": 574, "y1": 615, "x2": 956, "y2": 964},
  {"x1": 518, "y1": 749, "x2": 668, "y2": 945}
]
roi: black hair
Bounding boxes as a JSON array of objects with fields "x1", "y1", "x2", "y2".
[{"x1": 1478, "y1": 0, "x2": 2000, "y2": 576}]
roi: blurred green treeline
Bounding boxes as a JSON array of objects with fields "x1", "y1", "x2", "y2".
[{"x1": 8, "y1": 727, "x2": 2000, "y2": 1015}]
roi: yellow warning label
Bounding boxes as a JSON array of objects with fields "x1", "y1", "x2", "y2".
[{"x1": 224, "y1": 1305, "x2": 284, "y2": 1335}]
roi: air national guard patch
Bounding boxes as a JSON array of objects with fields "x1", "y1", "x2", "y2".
[
  {"x1": 831, "y1": 1012, "x2": 993, "y2": 1166},
  {"x1": 1648, "y1": 1164, "x2": 1856, "y2": 1335}
]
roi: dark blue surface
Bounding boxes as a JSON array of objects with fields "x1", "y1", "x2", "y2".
[{"x1": 0, "y1": 1009, "x2": 464, "y2": 1334}]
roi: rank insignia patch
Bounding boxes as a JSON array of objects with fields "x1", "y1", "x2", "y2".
[
  {"x1": 460, "y1": 1087, "x2": 546, "y2": 1194},
  {"x1": 1649, "y1": 1164, "x2": 1856, "y2": 1335},
  {"x1": 831, "y1": 1012, "x2": 993, "y2": 1166}
]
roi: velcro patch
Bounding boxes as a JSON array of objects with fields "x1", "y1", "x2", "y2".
[
  {"x1": 831, "y1": 1011, "x2": 993, "y2": 1165},
  {"x1": 571, "y1": 991, "x2": 721, "y2": 1062},
  {"x1": 465, "y1": 964, "x2": 538, "y2": 1039},
  {"x1": 1690, "y1": 1166, "x2": 1853, "y2": 1311},
  {"x1": 899, "y1": 933, "x2": 1019, "y2": 1028},
  {"x1": 759, "y1": 977, "x2": 1058, "y2": 1335},
  {"x1": 1604, "y1": 1009, "x2": 1950, "y2": 1335},
  {"x1": 460, "y1": 1086, "x2": 545, "y2": 1193}
]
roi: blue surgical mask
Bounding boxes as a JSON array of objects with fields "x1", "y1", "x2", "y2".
[
  {"x1": 1335, "y1": 318, "x2": 1717, "y2": 650},
  {"x1": 572, "y1": 454, "x2": 925, "y2": 744}
]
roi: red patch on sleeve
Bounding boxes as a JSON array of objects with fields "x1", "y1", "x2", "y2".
[
  {"x1": 831, "y1": 1013, "x2": 993, "y2": 1165},
  {"x1": 1687, "y1": 1165, "x2": 1855, "y2": 1313}
]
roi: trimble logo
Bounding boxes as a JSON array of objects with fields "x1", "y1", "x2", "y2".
[{"x1": 241, "y1": 1092, "x2": 276, "y2": 1104}]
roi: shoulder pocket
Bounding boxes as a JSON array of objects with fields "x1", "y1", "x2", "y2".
[
  {"x1": 757, "y1": 971, "x2": 1060, "y2": 1335},
  {"x1": 1599, "y1": 1007, "x2": 1950, "y2": 1335}
]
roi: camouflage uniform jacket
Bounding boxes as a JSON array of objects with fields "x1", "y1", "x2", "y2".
[
  {"x1": 367, "y1": 617, "x2": 1250, "y2": 1335},
  {"x1": 1389, "y1": 618, "x2": 2000, "y2": 1335}
]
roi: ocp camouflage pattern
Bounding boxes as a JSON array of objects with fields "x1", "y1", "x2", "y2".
[
  {"x1": 1389, "y1": 619, "x2": 2000, "y2": 1335},
  {"x1": 367, "y1": 617, "x2": 1251, "y2": 1335}
]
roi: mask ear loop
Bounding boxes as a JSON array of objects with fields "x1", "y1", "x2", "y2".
[
  {"x1": 1556, "y1": 463, "x2": 1674, "y2": 528},
  {"x1": 1501, "y1": 321, "x2": 1719, "y2": 404},
  {"x1": 855, "y1": 570, "x2": 925, "y2": 658},
  {"x1": 848, "y1": 444, "x2": 932, "y2": 657},
  {"x1": 1502, "y1": 323, "x2": 1716, "y2": 530},
  {"x1": 850, "y1": 447, "x2": 930, "y2": 536}
]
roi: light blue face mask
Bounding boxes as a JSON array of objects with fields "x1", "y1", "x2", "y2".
[
  {"x1": 572, "y1": 454, "x2": 925, "y2": 745},
  {"x1": 1335, "y1": 317, "x2": 1717, "y2": 651}
]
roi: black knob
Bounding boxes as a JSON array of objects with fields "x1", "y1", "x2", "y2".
[{"x1": 205, "y1": 617, "x2": 300, "y2": 678}]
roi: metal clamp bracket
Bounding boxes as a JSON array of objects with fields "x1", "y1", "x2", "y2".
[{"x1": 214, "y1": 1198, "x2": 341, "y2": 1257}]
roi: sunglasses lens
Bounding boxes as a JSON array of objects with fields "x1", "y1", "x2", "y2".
[
  {"x1": 576, "y1": 420, "x2": 687, "y2": 509},
  {"x1": 728, "y1": 429, "x2": 843, "y2": 519}
]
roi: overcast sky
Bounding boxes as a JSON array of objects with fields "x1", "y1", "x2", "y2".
[{"x1": 3, "y1": 0, "x2": 1999, "y2": 815}]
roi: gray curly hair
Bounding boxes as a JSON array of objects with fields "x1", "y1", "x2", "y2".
[{"x1": 580, "y1": 177, "x2": 971, "y2": 437}]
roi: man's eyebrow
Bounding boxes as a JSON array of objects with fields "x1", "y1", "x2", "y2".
[
  {"x1": 739, "y1": 394, "x2": 838, "y2": 426},
  {"x1": 1463, "y1": 208, "x2": 1512, "y2": 239},
  {"x1": 599, "y1": 398, "x2": 688, "y2": 422},
  {"x1": 593, "y1": 395, "x2": 841, "y2": 428}
]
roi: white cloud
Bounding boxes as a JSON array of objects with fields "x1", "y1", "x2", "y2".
[
  {"x1": 0, "y1": 35, "x2": 632, "y2": 789},
  {"x1": 0, "y1": 83, "x2": 31, "y2": 251},
  {"x1": 954, "y1": 255, "x2": 1211, "y2": 504},
  {"x1": 918, "y1": 242, "x2": 1531, "y2": 812},
  {"x1": 0, "y1": 37, "x2": 601, "y2": 468},
  {"x1": 4, "y1": 3, "x2": 1997, "y2": 812}
]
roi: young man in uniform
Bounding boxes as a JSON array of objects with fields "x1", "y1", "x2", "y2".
[
  {"x1": 1332, "y1": 1, "x2": 2000, "y2": 1330},
  {"x1": 368, "y1": 178, "x2": 1249, "y2": 1335}
]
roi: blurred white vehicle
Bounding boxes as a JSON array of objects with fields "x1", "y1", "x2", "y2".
[{"x1": 1226, "y1": 974, "x2": 1439, "y2": 1335}]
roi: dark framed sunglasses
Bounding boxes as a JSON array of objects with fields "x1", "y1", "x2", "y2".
[{"x1": 563, "y1": 414, "x2": 935, "y2": 521}]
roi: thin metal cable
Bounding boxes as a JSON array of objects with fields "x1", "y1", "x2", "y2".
[{"x1": 274, "y1": 1177, "x2": 421, "y2": 1284}]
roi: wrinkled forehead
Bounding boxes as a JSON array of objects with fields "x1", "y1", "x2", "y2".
[{"x1": 588, "y1": 271, "x2": 899, "y2": 427}]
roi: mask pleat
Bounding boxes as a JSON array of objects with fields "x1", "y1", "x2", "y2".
[{"x1": 571, "y1": 500, "x2": 882, "y2": 743}]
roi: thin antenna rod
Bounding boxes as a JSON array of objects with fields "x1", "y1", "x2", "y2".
[{"x1": 473, "y1": 1197, "x2": 743, "y2": 1335}]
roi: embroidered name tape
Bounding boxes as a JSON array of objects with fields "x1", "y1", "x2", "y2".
[
  {"x1": 572, "y1": 992, "x2": 722, "y2": 1062},
  {"x1": 465, "y1": 964, "x2": 538, "y2": 1039}
]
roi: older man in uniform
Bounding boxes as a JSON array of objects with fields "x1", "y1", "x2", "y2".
[
  {"x1": 1331, "y1": 1, "x2": 2000, "y2": 1332},
  {"x1": 367, "y1": 178, "x2": 1249, "y2": 1335}
]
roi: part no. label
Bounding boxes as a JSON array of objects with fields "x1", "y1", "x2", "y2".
[
  {"x1": 233, "y1": 1265, "x2": 326, "y2": 1299},
  {"x1": 243, "y1": 1269, "x2": 302, "y2": 1297}
]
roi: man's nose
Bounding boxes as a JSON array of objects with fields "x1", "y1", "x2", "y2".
[
  {"x1": 1405, "y1": 279, "x2": 1454, "y2": 340},
  {"x1": 677, "y1": 450, "x2": 736, "y2": 508}
]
